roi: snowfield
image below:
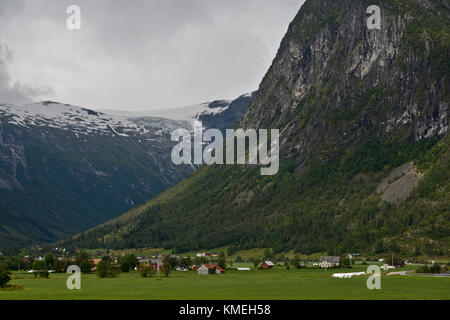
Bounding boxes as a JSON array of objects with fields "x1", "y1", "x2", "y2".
[
  {"x1": 103, "y1": 100, "x2": 232, "y2": 128},
  {"x1": 0, "y1": 101, "x2": 188, "y2": 137},
  {"x1": 0, "y1": 92, "x2": 254, "y2": 136}
]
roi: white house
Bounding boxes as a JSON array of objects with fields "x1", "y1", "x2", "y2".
[{"x1": 197, "y1": 265, "x2": 210, "y2": 275}]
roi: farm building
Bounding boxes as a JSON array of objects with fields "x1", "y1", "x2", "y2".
[
  {"x1": 319, "y1": 256, "x2": 341, "y2": 268},
  {"x1": 261, "y1": 261, "x2": 275, "y2": 269},
  {"x1": 91, "y1": 259, "x2": 102, "y2": 271},
  {"x1": 138, "y1": 258, "x2": 163, "y2": 270},
  {"x1": 197, "y1": 264, "x2": 225, "y2": 275}
]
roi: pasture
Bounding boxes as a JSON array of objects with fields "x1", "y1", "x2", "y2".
[{"x1": 1, "y1": 266, "x2": 449, "y2": 300}]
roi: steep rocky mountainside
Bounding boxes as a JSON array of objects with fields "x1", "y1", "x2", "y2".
[
  {"x1": 196, "y1": 92, "x2": 257, "y2": 134},
  {"x1": 240, "y1": 0, "x2": 448, "y2": 165},
  {"x1": 63, "y1": 0, "x2": 448, "y2": 256}
]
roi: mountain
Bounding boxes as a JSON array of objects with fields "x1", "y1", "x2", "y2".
[
  {"x1": 63, "y1": 0, "x2": 448, "y2": 256},
  {"x1": 0, "y1": 101, "x2": 194, "y2": 248},
  {"x1": 104, "y1": 91, "x2": 257, "y2": 133},
  {"x1": 0, "y1": 92, "x2": 255, "y2": 249},
  {"x1": 196, "y1": 92, "x2": 258, "y2": 135}
]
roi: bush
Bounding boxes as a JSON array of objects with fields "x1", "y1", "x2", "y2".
[
  {"x1": 341, "y1": 258, "x2": 351, "y2": 266},
  {"x1": 75, "y1": 251, "x2": 91, "y2": 266},
  {"x1": 0, "y1": 264, "x2": 11, "y2": 287},
  {"x1": 430, "y1": 264, "x2": 441, "y2": 274},
  {"x1": 217, "y1": 252, "x2": 226, "y2": 270},
  {"x1": 137, "y1": 264, "x2": 154, "y2": 278},
  {"x1": 80, "y1": 260, "x2": 92, "y2": 273},
  {"x1": 416, "y1": 265, "x2": 430, "y2": 273},
  {"x1": 416, "y1": 264, "x2": 442, "y2": 274},
  {"x1": 291, "y1": 255, "x2": 303, "y2": 269},
  {"x1": 32, "y1": 260, "x2": 49, "y2": 279},
  {"x1": 120, "y1": 254, "x2": 139, "y2": 273},
  {"x1": 163, "y1": 260, "x2": 172, "y2": 278},
  {"x1": 96, "y1": 260, "x2": 120, "y2": 278}
]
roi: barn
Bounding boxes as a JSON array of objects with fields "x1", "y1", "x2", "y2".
[
  {"x1": 197, "y1": 264, "x2": 226, "y2": 275},
  {"x1": 319, "y1": 256, "x2": 341, "y2": 268},
  {"x1": 261, "y1": 261, "x2": 275, "y2": 269}
]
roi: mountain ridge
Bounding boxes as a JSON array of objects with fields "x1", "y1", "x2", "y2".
[
  {"x1": 0, "y1": 94, "x2": 255, "y2": 248},
  {"x1": 59, "y1": 0, "x2": 449, "y2": 256}
]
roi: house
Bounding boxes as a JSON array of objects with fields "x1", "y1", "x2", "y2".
[
  {"x1": 319, "y1": 256, "x2": 341, "y2": 268},
  {"x1": 150, "y1": 259, "x2": 163, "y2": 270},
  {"x1": 197, "y1": 264, "x2": 225, "y2": 275},
  {"x1": 91, "y1": 259, "x2": 102, "y2": 271},
  {"x1": 139, "y1": 258, "x2": 163, "y2": 270},
  {"x1": 261, "y1": 261, "x2": 275, "y2": 269}
]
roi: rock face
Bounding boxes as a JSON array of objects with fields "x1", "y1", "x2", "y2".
[
  {"x1": 376, "y1": 162, "x2": 423, "y2": 204},
  {"x1": 62, "y1": 0, "x2": 449, "y2": 256},
  {"x1": 196, "y1": 92, "x2": 257, "y2": 134},
  {"x1": 239, "y1": 0, "x2": 448, "y2": 163}
]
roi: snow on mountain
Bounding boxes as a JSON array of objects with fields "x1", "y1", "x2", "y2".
[
  {"x1": 103, "y1": 92, "x2": 254, "y2": 127},
  {"x1": 104, "y1": 101, "x2": 229, "y2": 127},
  {"x1": 0, "y1": 101, "x2": 187, "y2": 137},
  {"x1": 0, "y1": 92, "x2": 255, "y2": 137}
]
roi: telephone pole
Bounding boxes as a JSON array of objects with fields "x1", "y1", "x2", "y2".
[{"x1": 157, "y1": 260, "x2": 161, "y2": 280}]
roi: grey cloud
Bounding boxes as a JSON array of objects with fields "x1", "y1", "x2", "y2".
[
  {"x1": 0, "y1": 0, "x2": 303, "y2": 109},
  {"x1": 0, "y1": 41, "x2": 32, "y2": 104}
]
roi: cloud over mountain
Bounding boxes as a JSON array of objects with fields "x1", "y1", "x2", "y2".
[{"x1": 0, "y1": 39, "x2": 53, "y2": 104}]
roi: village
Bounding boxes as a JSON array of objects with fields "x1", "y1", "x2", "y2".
[
  {"x1": 1, "y1": 246, "x2": 449, "y2": 300},
  {"x1": 2, "y1": 247, "x2": 448, "y2": 278}
]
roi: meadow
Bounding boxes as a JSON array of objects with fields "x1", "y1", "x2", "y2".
[{"x1": 1, "y1": 266, "x2": 449, "y2": 300}]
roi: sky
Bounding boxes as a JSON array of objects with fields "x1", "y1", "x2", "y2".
[{"x1": 0, "y1": 0, "x2": 304, "y2": 111}]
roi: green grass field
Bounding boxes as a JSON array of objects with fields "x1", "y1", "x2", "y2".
[{"x1": 1, "y1": 267, "x2": 449, "y2": 300}]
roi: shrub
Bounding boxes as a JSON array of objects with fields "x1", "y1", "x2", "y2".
[
  {"x1": 120, "y1": 254, "x2": 139, "y2": 273},
  {"x1": 416, "y1": 265, "x2": 430, "y2": 273},
  {"x1": 430, "y1": 264, "x2": 441, "y2": 274},
  {"x1": 96, "y1": 260, "x2": 120, "y2": 278},
  {"x1": 163, "y1": 260, "x2": 172, "y2": 278},
  {"x1": 32, "y1": 260, "x2": 49, "y2": 279},
  {"x1": 80, "y1": 260, "x2": 92, "y2": 273},
  {"x1": 137, "y1": 264, "x2": 154, "y2": 278},
  {"x1": 217, "y1": 252, "x2": 226, "y2": 270},
  {"x1": 0, "y1": 264, "x2": 11, "y2": 287}
]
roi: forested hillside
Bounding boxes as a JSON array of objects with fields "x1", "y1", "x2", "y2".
[{"x1": 62, "y1": 0, "x2": 449, "y2": 257}]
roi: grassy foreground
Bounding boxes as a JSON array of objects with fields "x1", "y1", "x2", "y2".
[{"x1": 1, "y1": 267, "x2": 449, "y2": 300}]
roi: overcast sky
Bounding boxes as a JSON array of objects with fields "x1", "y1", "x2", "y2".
[{"x1": 0, "y1": 0, "x2": 304, "y2": 111}]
